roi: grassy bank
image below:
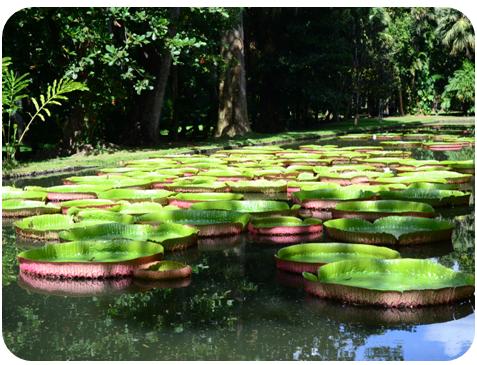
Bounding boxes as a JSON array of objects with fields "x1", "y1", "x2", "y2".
[{"x1": 3, "y1": 115, "x2": 474, "y2": 180}]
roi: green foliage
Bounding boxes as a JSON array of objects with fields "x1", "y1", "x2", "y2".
[
  {"x1": 437, "y1": 8, "x2": 475, "y2": 57},
  {"x1": 441, "y1": 60, "x2": 475, "y2": 114},
  {"x1": 1, "y1": 7, "x2": 474, "y2": 160},
  {"x1": 2, "y1": 56, "x2": 88, "y2": 165}
]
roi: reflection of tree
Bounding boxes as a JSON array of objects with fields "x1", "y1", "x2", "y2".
[
  {"x1": 2, "y1": 225, "x2": 21, "y2": 287},
  {"x1": 364, "y1": 345, "x2": 404, "y2": 360},
  {"x1": 438, "y1": 212, "x2": 475, "y2": 273}
]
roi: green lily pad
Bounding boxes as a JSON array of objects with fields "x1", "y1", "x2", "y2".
[
  {"x1": 117, "y1": 202, "x2": 170, "y2": 215},
  {"x1": 97, "y1": 189, "x2": 173, "y2": 203},
  {"x1": 379, "y1": 189, "x2": 470, "y2": 207},
  {"x1": 18, "y1": 239, "x2": 164, "y2": 263},
  {"x1": 293, "y1": 188, "x2": 376, "y2": 202},
  {"x1": 398, "y1": 171, "x2": 472, "y2": 184},
  {"x1": 14, "y1": 214, "x2": 107, "y2": 240},
  {"x1": 275, "y1": 242, "x2": 400, "y2": 271},
  {"x1": 59, "y1": 222, "x2": 198, "y2": 251},
  {"x1": 136, "y1": 209, "x2": 250, "y2": 236},
  {"x1": 3, "y1": 199, "x2": 60, "y2": 217},
  {"x1": 324, "y1": 216, "x2": 454, "y2": 245},
  {"x1": 226, "y1": 179, "x2": 288, "y2": 193},
  {"x1": 69, "y1": 208, "x2": 135, "y2": 224},
  {"x1": 250, "y1": 216, "x2": 320, "y2": 228},
  {"x1": 333, "y1": 200, "x2": 435, "y2": 220},
  {"x1": 60, "y1": 199, "x2": 119, "y2": 210},
  {"x1": 190, "y1": 200, "x2": 300, "y2": 217},
  {"x1": 314, "y1": 258, "x2": 474, "y2": 292},
  {"x1": 2, "y1": 187, "x2": 47, "y2": 201},
  {"x1": 171, "y1": 192, "x2": 243, "y2": 202},
  {"x1": 47, "y1": 184, "x2": 112, "y2": 193}
]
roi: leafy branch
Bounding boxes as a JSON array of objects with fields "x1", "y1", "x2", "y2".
[
  {"x1": 2, "y1": 57, "x2": 88, "y2": 163},
  {"x1": 19, "y1": 78, "x2": 89, "y2": 145}
]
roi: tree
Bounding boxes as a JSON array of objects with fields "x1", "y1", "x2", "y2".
[
  {"x1": 437, "y1": 9, "x2": 475, "y2": 58},
  {"x1": 140, "y1": 8, "x2": 180, "y2": 145},
  {"x1": 2, "y1": 57, "x2": 88, "y2": 164},
  {"x1": 441, "y1": 60, "x2": 475, "y2": 114},
  {"x1": 215, "y1": 9, "x2": 251, "y2": 137}
]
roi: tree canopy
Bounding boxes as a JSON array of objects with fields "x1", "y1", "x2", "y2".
[{"x1": 2, "y1": 7, "x2": 474, "y2": 161}]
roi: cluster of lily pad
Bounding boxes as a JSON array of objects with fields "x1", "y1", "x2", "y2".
[
  {"x1": 2, "y1": 129, "x2": 475, "y2": 305},
  {"x1": 339, "y1": 129, "x2": 475, "y2": 151}
]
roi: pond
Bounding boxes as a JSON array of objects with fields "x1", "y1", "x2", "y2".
[{"x1": 2, "y1": 136, "x2": 475, "y2": 360}]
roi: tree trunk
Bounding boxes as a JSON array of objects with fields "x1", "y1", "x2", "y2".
[
  {"x1": 62, "y1": 104, "x2": 85, "y2": 153},
  {"x1": 352, "y1": 15, "x2": 361, "y2": 127},
  {"x1": 354, "y1": 90, "x2": 360, "y2": 126},
  {"x1": 141, "y1": 8, "x2": 180, "y2": 145},
  {"x1": 398, "y1": 84, "x2": 404, "y2": 116},
  {"x1": 170, "y1": 65, "x2": 179, "y2": 140},
  {"x1": 215, "y1": 10, "x2": 251, "y2": 138}
]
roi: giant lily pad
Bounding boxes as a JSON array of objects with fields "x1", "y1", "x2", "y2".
[
  {"x1": 398, "y1": 171, "x2": 472, "y2": 184},
  {"x1": 64, "y1": 175, "x2": 152, "y2": 189},
  {"x1": 379, "y1": 189, "x2": 470, "y2": 207},
  {"x1": 18, "y1": 240, "x2": 164, "y2": 278},
  {"x1": 226, "y1": 179, "x2": 288, "y2": 193},
  {"x1": 373, "y1": 176, "x2": 450, "y2": 186},
  {"x1": 168, "y1": 192, "x2": 243, "y2": 208},
  {"x1": 46, "y1": 185, "x2": 111, "y2": 201},
  {"x1": 69, "y1": 208, "x2": 135, "y2": 224},
  {"x1": 117, "y1": 202, "x2": 169, "y2": 215},
  {"x1": 374, "y1": 133, "x2": 403, "y2": 141},
  {"x1": 97, "y1": 189, "x2": 173, "y2": 203},
  {"x1": 14, "y1": 214, "x2": 109, "y2": 241},
  {"x1": 441, "y1": 160, "x2": 474, "y2": 174},
  {"x1": 166, "y1": 178, "x2": 228, "y2": 193},
  {"x1": 380, "y1": 141, "x2": 422, "y2": 149},
  {"x1": 366, "y1": 150, "x2": 411, "y2": 158},
  {"x1": 292, "y1": 188, "x2": 376, "y2": 210},
  {"x1": 198, "y1": 168, "x2": 253, "y2": 180},
  {"x1": 2, "y1": 187, "x2": 47, "y2": 201},
  {"x1": 3, "y1": 199, "x2": 60, "y2": 218},
  {"x1": 332, "y1": 200, "x2": 435, "y2": 220},
  {"x1": 59, "y1": 222, "x2": 198, "y2": 251},
  {"x1": 133, "y1": 260, "x2": 192, "y2": 281},
  {"x1": 324, "y1": 216, "x2": 454, "y2": 245},
  {"x1": 136, "y1": 209, "x2": 250, "y2": 237},
  {"x1": 302, "y1": 258, "x2": 474, "y2": 307},
  {"x1": 190, "y1": 200, "x2": 300, "y2": 217},
  {"x1": 424, "y1": 142, "x2": 465, "y2": 151},
  {"x1": 275, "y1": 243, "x2": 400, "y2": 274},
  {"x1": 408, "y1": 182, "x2": 461, "y2": 190},
  {"x1": 59, "y1": 199, "x2": 120, "y2": 214},
  {"x1": 338, "y1": 134, "x2": 373, "y2": 140},
  {"x1": 318, "y1": 171, "x2": 393, "y2": 185},
  {"x1": 286, "y1": 181, "x2": 340, "y2": 194},
  {"x1": 356, "y1": 157, "x2": 403, "y2": 167},
  {"x1": 248, "y1": 216, "x2": 323, "y2": 236}
]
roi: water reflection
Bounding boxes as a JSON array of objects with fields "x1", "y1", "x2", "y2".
[
  {"x1": 133, "y1": 277, "x2": 192, "y2": 290},
  {"x1": 305, "y1": 296, "x2": 474, "y2": 326},
  {"x1": 18, "y1": 271, "x2": 135, "y2": 297},
  {"x1": 354, "y1": 313, "x2": 474, "y2": 360}
]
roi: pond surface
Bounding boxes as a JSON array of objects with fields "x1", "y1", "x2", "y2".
[{"x1": 2, "y1": 139, "x2": 475, "y2": 361}]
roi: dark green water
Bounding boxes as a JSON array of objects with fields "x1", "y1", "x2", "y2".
[{"x1": 2, "y1": 143, "x2": 475, "y2": 361}]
